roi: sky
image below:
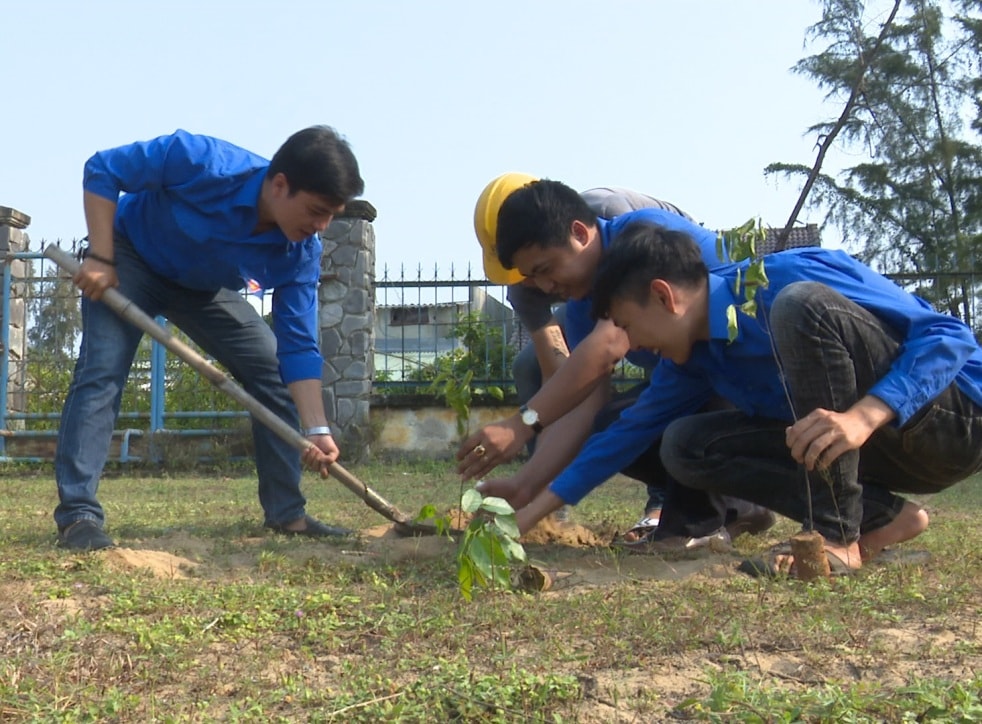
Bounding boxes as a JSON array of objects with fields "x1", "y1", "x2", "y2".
[{"x1": 0, "y1": 0, "x2": 860, "y2": 276}]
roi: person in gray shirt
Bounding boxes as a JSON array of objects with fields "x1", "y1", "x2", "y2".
[{"x1": 473, "y1": 174, "x2": 772, "y2": 547}]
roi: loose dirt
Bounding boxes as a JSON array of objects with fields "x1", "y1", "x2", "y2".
[
  {"x1": 96, "y1": 513, "x2": 736, "y2": 591},
  {"x1": 101, "y1": 547, "x2": 199, "y2": 579}
]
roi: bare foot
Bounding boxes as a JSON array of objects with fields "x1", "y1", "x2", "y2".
[{"x1": 859, "y1": 501, "x2": 929, "y2": 561}]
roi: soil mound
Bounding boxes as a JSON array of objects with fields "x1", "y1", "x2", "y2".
[
  {"x1": 521, "y1": 516, "x2": 607, "y2": 547},
  {"x1": 101, "y1": 547, "x2": 199, "y2": 579}
]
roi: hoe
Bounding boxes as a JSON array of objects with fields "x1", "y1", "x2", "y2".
[{"x1": 44, "y1": 245, "x2": 435, "y2": 537}]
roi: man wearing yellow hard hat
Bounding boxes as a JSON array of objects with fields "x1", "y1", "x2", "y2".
[
  {"x1": 457, "y1": 174, "x2": 774, "y2": 550},
  {"x1": 475, "y1": 173, "x2": 693, "y2": 407},
  {"x1": 474, "y1": 173, "x2": 695, "y2": 540}
]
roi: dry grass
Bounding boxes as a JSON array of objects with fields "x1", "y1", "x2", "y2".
[{"x1": 0, "y1": 461, "x2": 980, "y2": 722}]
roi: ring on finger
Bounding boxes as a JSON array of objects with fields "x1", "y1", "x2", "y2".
[{"x1": 473, "y1": 444, "x2": 487, "y2": 458}]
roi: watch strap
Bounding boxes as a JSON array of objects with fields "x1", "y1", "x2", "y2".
[{"x1": 519, "y1": 404, "x2": 544, "y2": 434}]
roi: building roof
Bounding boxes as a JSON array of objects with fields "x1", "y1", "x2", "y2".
[{"x1": 759, "y1": 223, "x2": 821, "y2": 255}]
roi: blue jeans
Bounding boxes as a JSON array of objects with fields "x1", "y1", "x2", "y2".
[
  {"x1": 662, "y1": 282, "x2": 982, "y2": 544},
  {"x1": 54, "y1": 235, "x2": 308, "y2": 530}
]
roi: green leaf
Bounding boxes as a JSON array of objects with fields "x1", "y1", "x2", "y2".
[
  {"x1": 499, "y1": 535, "x2": 527, "y2": 564},
  {"x1": 460, "y1": 488, "x2": 483, "y2": 514},
  {"x1": 740, "y1": 299, "x2": 758, "y2": 317},
  {"x1": 479, "y1": 496, "x2": 515, "y2": 516},
  {"x1": 458, "y1": 559, "x2": 475, "y2": 602},
  {"x1": 415, "y1": 504, "x2": 452, "y2": 536},
  {"x1": 744, "y1": 259, "x2": 769, "y2": 290},
  {"x1": 467, "y1": 533, "x2": 496, "y2": 582},
  {"x1": 456, "y1": 527, "x2": 478, "y2": 555},
  {"x1": 492, "y1": 513, "x2": 521, "y2": 540},
  {"x1": 726, "y1": 304, "x2": 739, "y2": 343},
  {"x1": 486, "y1": 537, "x2": 512, "y2": 587}
]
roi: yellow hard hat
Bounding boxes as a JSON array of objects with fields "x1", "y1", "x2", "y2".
[{"x1": 474, "y1": 172, "x2": 538, "y2": 285}]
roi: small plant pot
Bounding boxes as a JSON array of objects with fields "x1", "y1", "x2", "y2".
[
  {"x1": 790, "y1": 531, "x2": 831, "y2": 581},
  {"x1": 514, "y1": 564, "x2": 553, "y2": 592}
]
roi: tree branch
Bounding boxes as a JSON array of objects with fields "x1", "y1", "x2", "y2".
[{"x1": 775, "y1": 0, "x2": 903, "y2": 251}]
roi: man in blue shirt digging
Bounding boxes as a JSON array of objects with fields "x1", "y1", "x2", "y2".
[
  {"x1": 531, "y1": 222, "x2": 982, "y2": 576},
  {"x1": 55, "y1": 127, "x2": 364, "y2": 551}
]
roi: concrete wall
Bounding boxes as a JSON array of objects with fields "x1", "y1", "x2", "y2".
[{"x1": 372, "y1": 404, "x2": 512, "y2": 458}]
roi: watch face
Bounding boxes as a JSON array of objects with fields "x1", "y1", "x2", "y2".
[{"x1": 522, "y1": 408, "x2": 539, "y2": 426}]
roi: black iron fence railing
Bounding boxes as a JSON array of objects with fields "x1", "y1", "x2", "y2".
[{"x1": 3, "y1": 243, "x2": 980, "y2": 462}]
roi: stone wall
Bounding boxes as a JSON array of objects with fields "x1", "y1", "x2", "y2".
[
  {"x1": 0, "y1": 207, "x2": 30, "y2": 423},
  {"x1": 0, "y1": 200, "x2": 493, "y2": 463},
  {"x1": 319, "y1": 201, "x2": 377, "y2": 461}
]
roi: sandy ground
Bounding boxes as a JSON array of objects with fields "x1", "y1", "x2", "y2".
[
  {"x1": 25, "y1": 516, "x2": 967, "y2": 722},
  {"x1": 96, "y1": 515, "x2": 760, "y2": 587}
]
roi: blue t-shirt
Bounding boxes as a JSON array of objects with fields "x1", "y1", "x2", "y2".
[
  {"x1": 83, "y1": 130, "x2": 323, "y2": 383},
  {"x1": 562, "y1": 208, "x2": 729, "y2": 370},
  {"x1": 551, "y1": 247, "x2": 982, "y2": 504}
]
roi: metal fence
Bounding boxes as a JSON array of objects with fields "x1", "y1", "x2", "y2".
[
  {"x1": 3, "y1": 244, "x2": 982, "y2": 463},
  {"x1": 0, "y1": 250, "x2": 528, "y2": 462},
  {"x1": 373, "y1": 263, "x2": 521, "y2": 393},
  {"x1": 1, "y1": 243, "x2": 268, "y2": 462}
]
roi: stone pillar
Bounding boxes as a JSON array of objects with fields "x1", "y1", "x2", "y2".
[
  {"x1": 0, "y1": 207, "x2": 31, "y2": 422},
  {"x1": 318, "y1": 201, "x2": 376, "y2": 461}
]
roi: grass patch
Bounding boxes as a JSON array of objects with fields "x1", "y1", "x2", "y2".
[{"x1": 1, "y1": 463, "x2": 980, "y2": 721}]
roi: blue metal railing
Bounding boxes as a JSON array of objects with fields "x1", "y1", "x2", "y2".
[
  {"x1": 0, "y1": 248, "x2": 250, "y2": 462},
  {"x1": 0, "y1": 257, "x2": 11, "y2": 451},
  {"x1": 9, "y1": 248, "x2": 978, "y2": 464}
]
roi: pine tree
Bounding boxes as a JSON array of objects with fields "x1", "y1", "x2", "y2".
[
  {"x1": 768, "y1": 0, "x2": 982, "y2": 330},
  {"x1": 27, "y1": 263, "x2": 81, "y2": 362}
]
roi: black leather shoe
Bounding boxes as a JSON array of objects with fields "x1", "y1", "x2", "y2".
[
  {"x1": 58, "y1": 520, "x2": 115, "y2": 551},
  {"x1": 265, "y1": 515, "x2": 353, "y2": 538}
]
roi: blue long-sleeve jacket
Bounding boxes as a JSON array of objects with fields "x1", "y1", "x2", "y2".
[
  {"x1": 552, "y1": 247, "x2": 982, "y2": 504},
  {"x1": 562, "y1": 209, "x2": 729, "y2": 371},
  {"x1": 83, "y1": 129, "x2": 323, "y2": 383}
]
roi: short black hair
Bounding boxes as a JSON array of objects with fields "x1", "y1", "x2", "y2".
[
  {"x1": 495, "y1": 179, "x2": 598, "y2": 270},
  {"x1": 267, "y1": 126, "x2": 364, "y2": 203},
  {"x1": 592, "y1": 221, "x2": 708, "y2": 319}
]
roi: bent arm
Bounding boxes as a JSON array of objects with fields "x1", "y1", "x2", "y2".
[
  {"x1": 83, "y1": 191, "x2": 117, "y2": 258},
  {"x1": 481, "y1": 380, "x2": 610, "y2": 506},
  {"x1": 530, "y1": 319, "x2": 570, "y2": 380},
  {"x1": 521, "y1": 380, "x2": 609, "y2": 485},
  {"x1": 455, "y1": 321, "x2": 624, "y2": 480},
  {"x1": 288, "y1": 378, "x2": 340, "y2": 477},
  {"x1": 525, "y1": 318, "x2": 629, "y2": 426},
  {"x1": 516, "y1": 490, "x2": 565, "y2": 535},
  {"x1": 75, "y1": 192, "x2": 120, "y2": 301}
]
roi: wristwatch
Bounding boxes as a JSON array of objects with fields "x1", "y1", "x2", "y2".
[{"x1": 519, "y1": 404, "x2": 544, "y2": 434}]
